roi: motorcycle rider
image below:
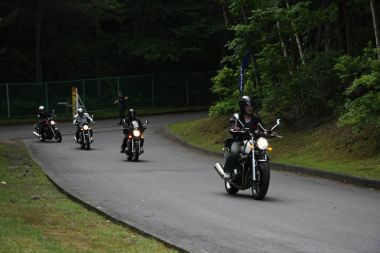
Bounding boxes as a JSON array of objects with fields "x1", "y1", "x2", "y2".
[
  {"x1": 120, "y1": 109, "x2": 145, "y2": 153},
  {"x1": 73, "y1": 107, "x2": 93, "y2": 142},
  {"x1": 34, "y1": 105, "x2": 51, "y2": 136},
  {"x1": 223, "y1": 96, "x2": 267, "y2": 179}
]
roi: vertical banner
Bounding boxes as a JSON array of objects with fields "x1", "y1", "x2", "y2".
[
  {"x1": 239, "y1": 66, "x2": 244, "y2": 97},
  {"x1": 239, "y1": 51, "x2": 251, "y2": 97},
  {"x1": 72, "y1": 87, "x2": 78, "y2": 116}
]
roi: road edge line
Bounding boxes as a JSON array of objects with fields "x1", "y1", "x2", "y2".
[{"x1": 23, "y1": 140, "x2": 190, "y2": 253}]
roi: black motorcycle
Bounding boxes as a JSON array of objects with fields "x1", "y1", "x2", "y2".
[
  {"x1": 214, "y1": 114, "x2": 281, "y2": 200},
  {"x1": 33, "y1": 113, "x2": 62, "y2": 143},
  {"x1": 75, "y1": 118, "x2": 93, "y2": 150},
  {"x1": 122, "y1": 120, "x2": 148, "y2": 161}
]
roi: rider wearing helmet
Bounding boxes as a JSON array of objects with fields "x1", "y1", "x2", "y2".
[
  {"x1": 35, "y1": 105, "x2": 51, "y2": 135},
  {"x1": 73, "y1": 107, "x2": 94, "y2": 142},
  {"x1": 120, "y1": 109, "x2": 145, "y2": 153},
  {"x1": 223, "y1": 96, "x2": 266, "y2": 179}
]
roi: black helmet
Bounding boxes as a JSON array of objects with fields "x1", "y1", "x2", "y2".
[
  {"x1": 239, "y1": 96, "x2": 253, "y2": 112},
  {"x1": 128, "y1": 109, "x2": 136, "y2": 118}
]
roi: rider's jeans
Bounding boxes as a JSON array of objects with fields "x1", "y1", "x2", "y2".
[{"x1": 224, "y1": 141, "x2": 242, "y2": 174}]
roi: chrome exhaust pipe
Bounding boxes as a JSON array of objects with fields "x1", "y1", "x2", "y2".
[
  {"x1": 32, "y1": 131, "x2": 40, "y2": 138},
  {"x1": 214, "y1": 163, "x2": 226, "y2": 179}
]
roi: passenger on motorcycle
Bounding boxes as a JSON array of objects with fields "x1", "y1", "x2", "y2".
[
  {"x1": 35, "y1": 105, "x2": 52, "y2": 135},
  {"x1": 73, "y1": 107, "x2": 93, "y2": 142},
  {"x1": 120, "y1": 109, "x2": 145, "y2": 153},
  {"x1": 223, "y1": 96, "x2": 268, "y2": 179}
]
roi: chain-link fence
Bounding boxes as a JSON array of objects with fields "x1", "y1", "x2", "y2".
[{"x1": 0, "y1": 71, "x2": 215, "y2": 118}]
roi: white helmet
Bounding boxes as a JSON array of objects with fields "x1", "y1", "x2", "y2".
[
  {"x1": 38, "y1": 106, "x2": 45, "y2": 111},
  {"x1": 77, "y1": 107, "x2": 84, "y2": 115}
]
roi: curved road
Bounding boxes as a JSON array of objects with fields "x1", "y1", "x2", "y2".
[{"x1": 1, "y1": 112, "x2": 380, "y2": 253}]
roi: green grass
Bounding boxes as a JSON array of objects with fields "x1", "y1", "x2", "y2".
[
  {"x1": 168, "y1": 117, "x2": 380, "y2": 180},
  {"x1": 0, "y1": 140, "x2": 178, "y2": 253},
  {"x1": 0, "y1": 105, "x2": 208, "y2": 125}
]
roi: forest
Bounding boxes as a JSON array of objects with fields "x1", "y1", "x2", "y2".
[
  {"x1": 211, "y1": 0, "x2": 380, "y2": 132},
  {"x1": 0, "y1": 0, "x2": 379, "y2": 131}
]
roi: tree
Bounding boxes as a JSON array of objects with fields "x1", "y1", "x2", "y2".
[{"x1": 370, "y1": 0, "x2": 380, "y2": 59}]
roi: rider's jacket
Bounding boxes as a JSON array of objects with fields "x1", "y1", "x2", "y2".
[
  {"x1": 122, "y1": 117, "x2": 144, "y2": 131},
  {"x1": 73, "y1": 113, "x2": 93, "y2": 125},
  {"x1": 38, "y1": 111, "x2": 51, "y2": 121},
  {"x1": 228, "y1": 112, "x2": 264, "y2": 140}
]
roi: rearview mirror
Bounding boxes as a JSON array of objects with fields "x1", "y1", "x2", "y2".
[
  {"x1": 271, "y1": 118, "x2": 281, "y2": 131},
  {"x1": 233, "y1": 113, "x2": 239, "y2": 120}
]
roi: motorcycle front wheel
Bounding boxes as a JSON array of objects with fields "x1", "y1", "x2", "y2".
[
  {"x1": 225, "y1": 181, "x2": 239, "y2": 195},
  {"x1": 85, "y1": 135, "x2": 91, "y2": 150},
  {"x1": 251, "y1": 162, "x2": 270, "y2": 200},
  {"x1": 55, "y1": 130, "x2": 62, "y2": 143}
]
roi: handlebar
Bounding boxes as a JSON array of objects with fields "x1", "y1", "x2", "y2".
[{"x1": 229, "y1": 128, "x2": 282, "y2": 139}]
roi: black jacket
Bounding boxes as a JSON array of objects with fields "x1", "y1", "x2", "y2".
[
  {"x1": 228, "y1": 112, "x2": 265, "y2": 140},
  {"x1": 123, "y1": 117, "x2": 144, "y2": 131}
]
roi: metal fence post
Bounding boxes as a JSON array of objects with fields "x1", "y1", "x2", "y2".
[
  {"x1": 45, "y1": 82, "x2": 49, "y2": 110},
  {"x1": 6, "y1": 83, "x2": 10, "y2": 117},
  {"x1": 82, "y1": 80, "x2": 86, "y2": 106},
  {"x1": 185, "y1": 79, "x2": 189, "y2": 105},
  {"x1": 151, "y1": 75, "x2": 155, "y2": 107}
]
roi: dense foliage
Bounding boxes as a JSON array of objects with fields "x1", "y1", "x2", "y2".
[
  {"x1": 210, "y1": 0, "x2": 380, "y2": 131},
  {"x1": 0, "y1": 0, "x2": 224, "y2": 82}
]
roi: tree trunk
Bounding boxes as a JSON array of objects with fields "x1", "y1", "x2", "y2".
[
  {"x1": 370, "y1": 0, "x2": 380, "y2": 59},
  {"x1": 222, "y1": 5, "x2": 229, "y2": 27},
  {"x1": 338, "y1": 0, "x2": 351, "y2": 54},
  {"x1": 286, "y1": 0, "x2": 305, "y2": 65},
  {"x1": 277, "y1": 21, "x2": 293, "y2": 75},
  {"x1": 35, "y1": 0, "x2": 42, "y2": 83}
]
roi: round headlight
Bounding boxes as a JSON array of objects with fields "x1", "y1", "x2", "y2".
[
  {"x1": 133, "y1": 130, "x2": 141, "y2": 137},
  {"x1": 83, "y1": 125, "x2": 89, "y2": 130},
  {"x1": 257, "y1": 137, "x2": 269, "y2": 150},
  {"x1": 50, "y1": 120, "x2": 55, "y2": 125}
]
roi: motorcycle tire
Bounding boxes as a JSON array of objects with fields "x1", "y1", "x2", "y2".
[
  {"x1": 251, "y1": 162, "x2": 270, "y2": 200},
  {"x1": 133, "y1": 152, "x2": 139, "y2": 162},
  {"x1": 55, "y1": 131, "x2": 62, "y2": 143},
  {"x1": 86, "y1": 136, "x2": 91, "y2": 150},
  {"x1": 225, "y1": 181, "x2": 239, "y2": 195}
]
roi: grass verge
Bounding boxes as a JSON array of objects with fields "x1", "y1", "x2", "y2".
[
  {"x1": 168, "y1": 117, "x2": 380, "y2": 180},
  {"x1": 0, "y1": 140, "x2": 178, "y2": 253},
  {"x1": 0, "y1": 105, "x2": 208, "y2": 125}
]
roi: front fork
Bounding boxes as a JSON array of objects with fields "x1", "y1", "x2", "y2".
[{"x1": 252, "y1": 136, "x2": 256, "y2": 181}]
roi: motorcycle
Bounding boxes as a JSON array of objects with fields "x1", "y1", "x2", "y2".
[
  {"x1": 33, "y1": 112, "x2": 62, "y2": 143},
  {"x1": 214, "y1": 114, "x2": 281, "y2": 200},
  {"x1": 123, "y1": 120, "x2": 148, "y2": 162},
  {"x1": 75, "y1": 117, "x2": 93, "y2": 150}
]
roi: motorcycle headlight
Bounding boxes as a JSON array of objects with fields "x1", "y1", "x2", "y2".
[
  {"x1": 133, "y1": 130, "x2": 141, "y2": 137},
  {"x1": 83, "y1": 125, "x2": 89, "y2": 130},
  {"x1": 257, "y1": 137, "x2": 269, "y2": 150},
  {"x1": 50, "y1": 120, "x2": 56, "y2": 125}
]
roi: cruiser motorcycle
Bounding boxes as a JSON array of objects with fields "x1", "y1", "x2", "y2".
[
  {"x1": 214, "y1": 114, "x2": 281, "y2": 200},
  {"x1": 33, "y1": 113, "x2": 62, "y2": 142},
  {"x1": 123, "y1": 120, "x2": 148, "y2": 162},
  {"x1": 75, "y1": 117, "x2": 93, "y2": 150}
]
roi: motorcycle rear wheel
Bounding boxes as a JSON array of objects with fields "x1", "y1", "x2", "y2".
[
  {"x1": 251, "y1": 162, "x2": 270, "y2": 200},
  {"x1": 225, "y1": 181, "x2": 239, "y2": 195}
]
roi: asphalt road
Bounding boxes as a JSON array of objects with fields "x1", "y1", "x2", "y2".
[{"x1": 1, "y1": 112, "x2": 380, "y2": 253}]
